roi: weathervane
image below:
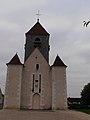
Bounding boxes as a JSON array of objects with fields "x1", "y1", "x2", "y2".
[{"x1": 36, "y1": 10, "x2": 41, "y2": 22}]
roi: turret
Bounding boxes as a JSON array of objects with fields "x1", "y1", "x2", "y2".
[
  {"x1": 51, "y1": 55, "x2": 67, "y2": 110},
  {"x1": 4, "y1": 54, "x2": 23, "y2": 109}
]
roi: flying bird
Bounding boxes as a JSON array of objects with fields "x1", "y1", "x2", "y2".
[{"x1": 83, "y1": 21, "x2": 90, "y2": 27}]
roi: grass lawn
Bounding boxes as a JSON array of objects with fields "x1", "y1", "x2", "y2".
[{"x1": 75, "y1": 109, "x2": 90, "y2": 114}]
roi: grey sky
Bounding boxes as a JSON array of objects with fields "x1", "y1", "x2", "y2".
[{"x1": 0, "y1": 0, "x2": 90, "y2": 97}]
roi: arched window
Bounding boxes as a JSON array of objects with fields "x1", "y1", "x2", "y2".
[
  {"x1": 36, "y1": 64, "x2": 39, "y2": 70},
  {"x1": 35, "y1": 38, "x2": 40, "y2": 42},
  {"x1": 34, "y1": 37, "x2": 41, "y2": 48}
]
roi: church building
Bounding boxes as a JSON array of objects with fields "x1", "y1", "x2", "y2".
[{"x1": 4, "y1": 19, "x2": 67, "y2": 110}]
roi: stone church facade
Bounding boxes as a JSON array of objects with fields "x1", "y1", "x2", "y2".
[{"x1": 4, "y1": 19, "x2": 67, "y2": 110}]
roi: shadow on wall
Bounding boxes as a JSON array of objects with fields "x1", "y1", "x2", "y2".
[{"x1": 0, "y1": 88, "x2": 4, "y2": 109}]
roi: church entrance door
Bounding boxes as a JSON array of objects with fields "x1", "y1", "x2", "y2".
[{"x1": 32, "y1": 94, "x2": 40, "y2": 109}]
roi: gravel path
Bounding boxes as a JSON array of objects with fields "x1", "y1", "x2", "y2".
[{"x1": 0, "y1": 109, "x2": 90, "y2": 120}]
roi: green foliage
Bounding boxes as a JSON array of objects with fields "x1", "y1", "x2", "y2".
[
  {"x1": 68, "y1": 103, "x2": 81, "y2": 109},
  {"x1": 81, "y1": 83, "x2": 90, "y2": 106},
  {"x1": 75, "y1": 109, "x2": 90, "y2": 114}
]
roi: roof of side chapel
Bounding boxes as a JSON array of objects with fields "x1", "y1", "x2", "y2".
[
  {"x1": 26, "y1": 21, "x2": 50, "y2": 36},
  {"x1": 7, "y1": 54, "x2": 23, "y2": 65},
  {"x1": 52, "y1": 55, "x2": 67, "y2": 67}
]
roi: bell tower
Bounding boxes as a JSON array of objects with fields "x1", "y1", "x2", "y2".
[{"x1": 24, "y1": 20, "x2": 50, "y2": 63}]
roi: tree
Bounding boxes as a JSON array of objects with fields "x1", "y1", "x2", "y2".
[{"x1": 81, "y1": 83, "x2": 90, "y2": 106}]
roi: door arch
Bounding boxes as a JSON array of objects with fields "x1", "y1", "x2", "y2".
[{"x1": 32, "y1": 94, "x2": 40, "y2": 109}]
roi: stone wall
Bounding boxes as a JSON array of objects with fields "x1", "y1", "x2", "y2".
[
  {"x1": 51, "y1": 67, "x2": 67, "y2": 110},
  {"x1": 4, "y1": 65, "x2": 22, "y2": 109},
  {"x1": 21, "y1": 48, "x2": 51, "y2": 109}
]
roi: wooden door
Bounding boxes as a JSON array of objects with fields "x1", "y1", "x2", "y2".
[{"x1": 32, "y1": 94, "x2": 40, "y2": 109}]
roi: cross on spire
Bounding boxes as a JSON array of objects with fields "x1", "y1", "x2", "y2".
[{"x1": 36, "y1": 10, "x2": 41, "y2": 22}]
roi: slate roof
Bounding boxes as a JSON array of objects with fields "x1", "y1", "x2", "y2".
[
  {"x1": 6, "y1": 54, "x2": 23, "y2": 65},
  {"x1": 52, "y1": 55, "x2": 67, "y2": 67},
  {"x1": 26, "y1": 21, "x2": 50, "y2": 36}
]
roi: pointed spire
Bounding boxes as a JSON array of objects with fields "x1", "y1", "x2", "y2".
[
  {"x1": 26, "y1": 22, "x2": 50, "y2": 36},
  {"x1": 6, "y1": 53, "x2": 23, "y2": 65},
  {"x1": 52, "y1": 55, "x2": 67, "y2": 67}
]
